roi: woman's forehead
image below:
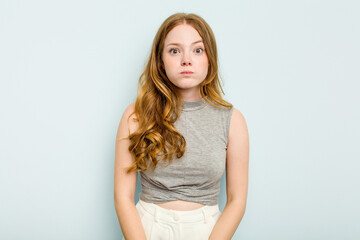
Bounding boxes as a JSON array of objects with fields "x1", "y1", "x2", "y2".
[{"x1": 164, "y1": 24, "x2": 202, "y2": 46}]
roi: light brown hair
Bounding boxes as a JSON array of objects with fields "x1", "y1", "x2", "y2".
[{"x1": 122, "y1": 12, "x2": 232, "y2": 173}]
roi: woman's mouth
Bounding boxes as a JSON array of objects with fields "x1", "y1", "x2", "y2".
[{"x1": 181, "y1": 71, "x2": 194, "y2": 75}]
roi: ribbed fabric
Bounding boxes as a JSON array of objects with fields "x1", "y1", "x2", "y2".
[{"x1": 139, "y1": 96, "x2": 234, "y2": 205}]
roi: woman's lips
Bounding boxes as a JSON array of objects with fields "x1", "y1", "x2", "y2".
[{"x1": 181, "y1": 71, "x2": 194, "y2": 75}]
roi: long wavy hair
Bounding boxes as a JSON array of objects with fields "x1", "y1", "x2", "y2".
[{"x1": 123, "y1": 12, "x2": 233, "y2": 173}]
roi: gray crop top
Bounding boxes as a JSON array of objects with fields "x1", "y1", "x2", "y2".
[{"x1": 139, "y1": 96, "x2": 234, "y2": 205}]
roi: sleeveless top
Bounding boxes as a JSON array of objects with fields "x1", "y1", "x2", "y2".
[{"x1": 139, "y1": 96, "x2": 234, "y2": 205}]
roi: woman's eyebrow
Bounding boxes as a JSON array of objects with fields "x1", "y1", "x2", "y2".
[{"x1": 166, "y1": 40, "x2": 203, "y2": 47}]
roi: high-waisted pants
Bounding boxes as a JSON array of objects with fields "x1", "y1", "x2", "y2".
[{"x1": 122, "y1": 199, "x2": 221, "y2": 240}]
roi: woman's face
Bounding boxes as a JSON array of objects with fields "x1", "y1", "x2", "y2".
[{"x1": 162, "y1": 23, "x2": 209, "y2": 100}]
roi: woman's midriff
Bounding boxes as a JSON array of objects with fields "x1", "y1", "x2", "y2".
[{"x1": 155, "y1": 200, "x2": 206, "y2": 211}]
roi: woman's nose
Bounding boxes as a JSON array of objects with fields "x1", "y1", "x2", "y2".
[
  {"x1": 181, "y1": 60, "x2": 191, "y2": 66},
  {"x1": 181, "y1": 52, "x2": 192, "y2": 66}
]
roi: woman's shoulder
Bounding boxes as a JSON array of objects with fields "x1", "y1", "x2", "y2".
[
  {"x1": 117, "y1": 102, "x2": 139, "y2": 139},
  {"x1": 123, "y1": 102, "x2": 135, "y2": 115},
  {"x1": 208, "y1": 101, "x2": 245, "y2": 128},
  {"x1": 228, "y1": 106, "x2": 247, "y2": 135},
  {"x1": 205, "y1": 98, "x2": 234, "y2": 113}
]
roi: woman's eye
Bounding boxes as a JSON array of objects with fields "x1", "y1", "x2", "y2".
[
  {"x1": 195, "y1": 48, "x2": 204, "y2": 53},
  {"x1": 170, "y1": 48, "x2": 179, "y2": 54},
  {"x1": 169, "y1": 48, "x2": 204, "y2": 54}
]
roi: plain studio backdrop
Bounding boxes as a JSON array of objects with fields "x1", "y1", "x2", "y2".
[{"x1": 0, "y1": 0, "x2": 359, "y2": 239}]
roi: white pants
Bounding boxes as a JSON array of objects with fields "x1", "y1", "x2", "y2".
[{"x1": 122, "y1": 199, "x2": 221, "y2": 240}]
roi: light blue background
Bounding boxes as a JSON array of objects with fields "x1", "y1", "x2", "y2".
[{"x1": 1, "y1": 0, "x2": 359, "y2": 239}]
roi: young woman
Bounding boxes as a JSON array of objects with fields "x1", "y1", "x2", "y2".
[{"x1": 114, "y1": 12, "x2": 249, "y2": 240}]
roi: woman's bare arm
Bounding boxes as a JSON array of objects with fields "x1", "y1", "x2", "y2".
[
  {"x1": 209, "y1": 108, "x2": 249, "y2": 240},
  {"x1": 114, "y1": 103, "x2": 146, "y2": 240}
]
